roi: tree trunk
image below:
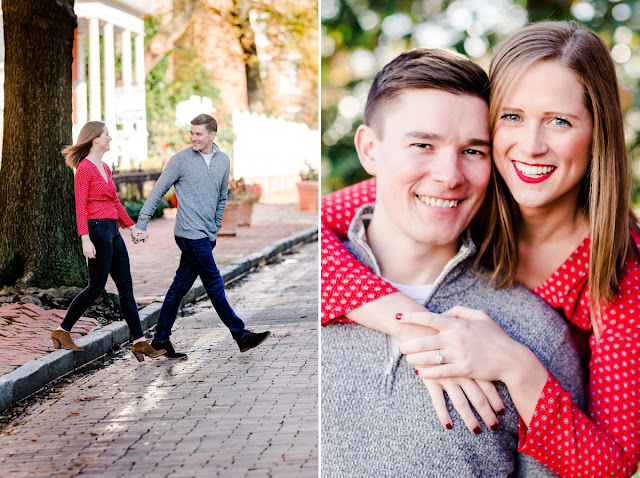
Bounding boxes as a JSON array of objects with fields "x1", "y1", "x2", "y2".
[
  {"x1": 145, "y1": 0, "x2": 200, "y2": 74},
  {"x1": 0, "y1": 0, "x2": 87, "y2": 288},
  {"x1": 231, "y1": 0, "x2": 266, "y2": 114}
]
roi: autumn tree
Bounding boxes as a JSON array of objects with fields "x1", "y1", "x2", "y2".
[
  {"x1": 0, "y1": 0, "x2": 86, "y2": 288},
  {"x1": 145, "y1": 0, "x2": 200, "y2": 74},
  {"x1": 144, "y1": 0, "x2": 317, "y2": 119}
]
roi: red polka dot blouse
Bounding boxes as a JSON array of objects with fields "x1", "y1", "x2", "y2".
[
  {"x1": 74, "y1": 159, "x2": 134, "y2": 236},
  {"x1": 321, "y1": 177, "x2": 640, "y2": 477}
]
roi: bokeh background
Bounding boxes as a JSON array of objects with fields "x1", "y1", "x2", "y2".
[{"x1": 321, "y1": 0, "x2": 640, "y2": 204}]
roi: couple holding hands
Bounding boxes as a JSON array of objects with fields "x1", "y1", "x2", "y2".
[{"x1": 51, "y1": 114, "x2": 270, "y2": 362}]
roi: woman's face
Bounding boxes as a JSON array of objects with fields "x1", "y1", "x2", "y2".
[
  {"x1": 93, "y1": 128, "x2": 112, "y2": 152},
  {"x1": 492, "y1": 61, "x2": 593, "y2": 215}
]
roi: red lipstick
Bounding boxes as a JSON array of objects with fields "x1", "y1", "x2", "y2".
[{"x1": 512, "y1": 162, "x2": 556, "y2": 184}]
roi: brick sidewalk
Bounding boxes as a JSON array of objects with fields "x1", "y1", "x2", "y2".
[
  {"x1": 0, "y1": 203, "x2": 316, "y2": 378},
  {"x1": 0, "y1": 241, "x2": 318, "y2": 477}
]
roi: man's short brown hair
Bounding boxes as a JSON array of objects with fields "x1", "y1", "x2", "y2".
[
  {"x1": 191, "y1": 114, "x2": 218, "y2": 133},
  {"x1": 364, "y1": 49, "x2": 489, "y2": 137}
]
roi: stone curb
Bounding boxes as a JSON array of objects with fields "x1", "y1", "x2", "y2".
[{"x1": 0, "y1": 224, "x2": 317, "y2": 413}]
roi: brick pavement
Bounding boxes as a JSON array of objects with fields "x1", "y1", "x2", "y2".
[
  {"x1": 0, "y1": 203, "x2": 316, "y2": 379},
  {"x1": 0, "y1": 241, "x2": 318, "y2": 477},
  {"x1": 0, "y1": 305, "x2": 99, "y2": 376}
]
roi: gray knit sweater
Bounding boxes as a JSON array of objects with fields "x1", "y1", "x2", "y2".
[
  {"x1": 136, "y1": 143, "x2": 229, "y2": 241},
  {"x1": 321, "y1": 203, "x2": 586, "y2": 478}
]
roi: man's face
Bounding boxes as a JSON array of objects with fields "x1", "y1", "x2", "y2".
[
  {"x1": 190, "y1": 124, "x2": 217, "y2": 152},
  {"x1": 362, "y1": 89, "x2": 491, "y2": 250}
]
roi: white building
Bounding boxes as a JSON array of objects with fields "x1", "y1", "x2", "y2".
[
  {"x1": 0, "y1": 0, "x2": 153, "y2": 169},
  {"x1": 73, "y1": 0, "x2": 153, "y2": 169}
]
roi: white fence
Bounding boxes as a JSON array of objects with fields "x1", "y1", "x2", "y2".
[{"x1": 232, "y1": 109, "x2": 319, "y2": 203}]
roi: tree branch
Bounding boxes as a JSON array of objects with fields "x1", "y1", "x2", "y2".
[{"x1": 144, "y1": 0, "x2": 200, "y2": 74}]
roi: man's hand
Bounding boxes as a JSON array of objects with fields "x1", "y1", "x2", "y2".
[{"x1": 129, "y1": 227, "x2": 148, "y2": 244}]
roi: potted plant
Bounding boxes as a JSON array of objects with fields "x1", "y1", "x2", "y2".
[
  {"x1": 218, "y1": 198, "x2": 242, "y2": 236},
  {"x1": 296, "y1": 161, "x2": 318, "y2": 212},
  {"x1": 229, "y1": 178, "x2": 260, "y2": 226}
]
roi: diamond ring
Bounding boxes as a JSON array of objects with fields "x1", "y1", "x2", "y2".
[{"x1": 435, "y1": 349, "x2": 443, "y2": 365}]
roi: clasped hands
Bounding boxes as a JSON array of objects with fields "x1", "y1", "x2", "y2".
[
  {"x1": 129, "y1": 226, "x2": 148, "y2": 244},
  {"x1": 395, "y1": 307, "x2": 516, "y2": 434}
]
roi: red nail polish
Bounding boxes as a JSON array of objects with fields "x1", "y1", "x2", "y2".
[
  {"x1": 496, "y1": 409, "x2": 505, "y2": 416},
  {"x1": 445, "y1": 423, "x2": 452, "y2": 430},
  {"x1": 490, "y1": 423, "x2": 499, "y2": 432},
  {"x1": 473, "y1": 426, "x2": 481, "y2": 435},
  {"x1": 395, "y1": 313, "x2": 402, "y2": 320},
  {"x1": 414, "y1": 369, "x2": 419, "y2": 375}
]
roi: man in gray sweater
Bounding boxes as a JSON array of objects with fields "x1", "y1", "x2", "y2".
[
  {"x1": 136, "y1": 114, "x2": 270, "y2": 358},
  {"x1": 321, "y1": 50, "x2": 584, "y2": 476}
]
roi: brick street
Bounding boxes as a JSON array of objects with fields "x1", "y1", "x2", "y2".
[{"x1": 0, "y1": 241, "x2": 318, "y2": 478}]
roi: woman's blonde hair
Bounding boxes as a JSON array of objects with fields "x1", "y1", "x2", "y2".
[
  {"x1": 476, "y1": 21, "x2": 639, "y2": 336},
  {"x1": 61, "y1": 121, "x2": 105, "y2": 169}
]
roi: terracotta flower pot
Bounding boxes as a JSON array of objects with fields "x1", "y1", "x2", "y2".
[
  {"x1": 296, "y1": 180, "x2": 318, "y2": 212},
  {"x1": 237, "y1": 200, "x2": 255, "y2": 226},
  {"x1": 218, "y1": 201, "x2": 242, "y2": 236}
]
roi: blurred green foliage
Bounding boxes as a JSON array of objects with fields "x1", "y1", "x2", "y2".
[
  {"x1": 321, "y1": 0, "x2": 640, "y2": 204},
  {"x1": 123, "y1": 199, "x2": 170, "y2": 222},
  {"x1": 144, "y1": 16, "x2": 234, "y2": 169}
]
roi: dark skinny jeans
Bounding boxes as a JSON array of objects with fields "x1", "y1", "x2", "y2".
[{"x1": 61, "y1": 219, "x2": 143, "y2": 340}]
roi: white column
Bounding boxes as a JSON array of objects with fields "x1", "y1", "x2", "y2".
[
  {"x1": 134, "y1": 33, "x2": 148, "y2": 163},
  {"x1": 120, "y1": 30, "x2": 134, "y2": 167},
  {"x1": 103, "y1": 23, "x2": 117, "y2": 167},
  {"x1": 88, "y1": 18, "x2": 101, "y2": 121},
  {"x1": 75, "y1": 34, "x2": 88, "y2": 129},
  {"x1": 103, "y1": 23, "x2": 116, "y2": 128},
  {"x1": 134, "y1": 33, "x2": 145, "y2": 87},
  {"x1": 121, "y1": 30, "x2": 132, "y2": 88}
]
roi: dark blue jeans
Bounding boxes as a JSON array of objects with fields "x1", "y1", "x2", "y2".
[
  {"x1": 153, "y1": 236, "x2": 246, "y2": 343},
  {"x1": 62, "y1": 219, "x2": 143, "y2": 340}
]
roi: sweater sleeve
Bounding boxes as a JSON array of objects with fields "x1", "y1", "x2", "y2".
[
  {"x1": 320, "y1": 178, "x2": 398, "y2": 325},
  {"x1": 136, "y1": 155, "x2": 181, "y2": 231},
  {"x1": 106, "y1": 165, "x2": 134, "y2": 229},
  {"x1": 74, "y1": 165, "x2": 91, "y2": 236},
  {"x1": 215, "y1": 160, "x2": 229, "y2": 231},
  {"x1": 518, "y1": 280, "x2": 640, "y2": 477}
]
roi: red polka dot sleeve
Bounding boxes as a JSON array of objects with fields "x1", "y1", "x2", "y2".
[
  {"x1": 321, "y1": 178, "x2": 398, "y2": 325},
  {"x1": 519, "y1": 232, "x2": 640, "y2": 477},
  {"x1": 74, "y1": 162, "x2": 91, "y2": 236}
]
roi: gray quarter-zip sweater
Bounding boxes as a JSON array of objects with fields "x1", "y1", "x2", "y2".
[
  {"x1": 321, "y1": 203, "x2": 585, "y2": 478},
  {"x1": 136, "y1": 143, "x2": 229, "y2": 241}
]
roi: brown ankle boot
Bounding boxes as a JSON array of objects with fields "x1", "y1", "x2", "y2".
[
  {"x1": 51, "y1": 329, "x2": 83, "y2": 351},
  {"x1": 130, "y1": 340, "x2": 166, "y2": 362}
]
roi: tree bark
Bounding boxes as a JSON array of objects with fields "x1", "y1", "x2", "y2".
[
  {"x1": 0, "y1": 0, "x2": 87, "y2": 288},
  {"x1": 231, "y1": 0, "x2": 266, "y2": 114},
  {"x1": 145, "y1": 0, "x2": 200, "y2": 74}
]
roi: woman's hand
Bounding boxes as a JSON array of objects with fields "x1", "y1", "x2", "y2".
[
  {"x1": 421, "y1": 377, "x2": 504, "y2": 433},
  {"x1": 81, "y1": 235, "x2": 96, "y2": 259},
  {"x1": 400, "y1": 306, "x2": 551, "y2": 426},
  {"x1": 129, "y1": 226, "x2": 147, "y2": 244},
  {"x1": 399, "y1": 306, "x2": 520, "y2": 384}
]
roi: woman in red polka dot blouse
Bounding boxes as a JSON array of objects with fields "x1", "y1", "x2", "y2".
[
  {"x1": 321, "y1": 22, "x2": 640, "y2": 477},
  {"x1": 51, "y1": 121, "x2": 165, "y2": 362}
]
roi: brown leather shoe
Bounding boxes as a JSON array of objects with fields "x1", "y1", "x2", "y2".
[
  {"x1": 51, "y1": 329, "x2": 83, "y2": 351},
  {"x1": 130, "y1": 340, "x2": 166, "y2": 362}
]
